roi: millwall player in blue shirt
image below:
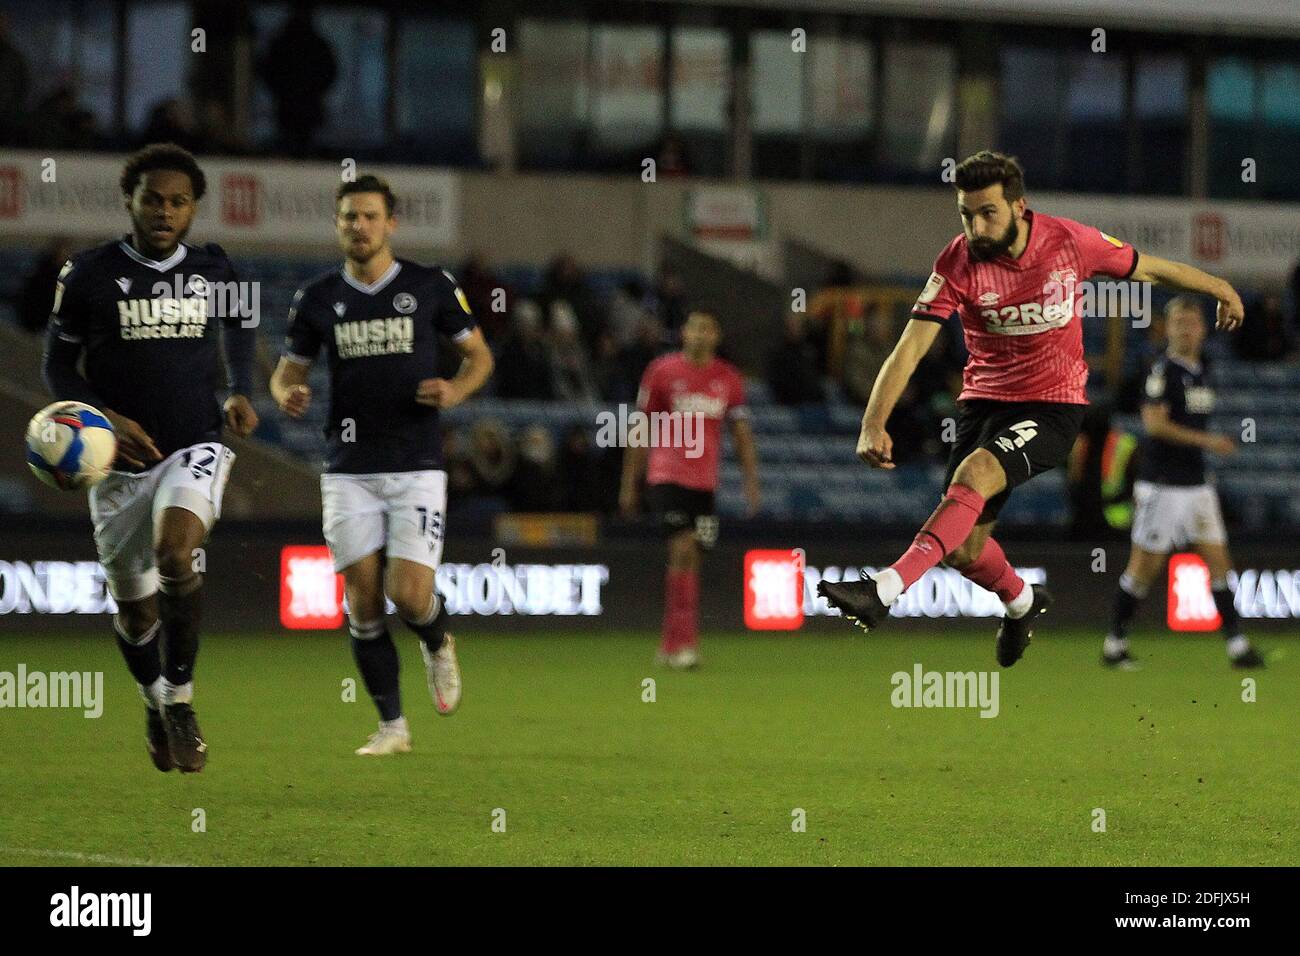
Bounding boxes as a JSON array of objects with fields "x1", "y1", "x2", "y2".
[
  {"x1": 42, "y1": 144, "x2": 259, "y2": 772},
  {"x1": 271, "y1": 175, "x2": 493, "y2": 755},
  {"x1": 1103, "y1": 297, "x2": 1264, "y2": 669}
]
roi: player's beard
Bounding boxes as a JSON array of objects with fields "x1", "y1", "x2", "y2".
[
  {"x1": 968, "y1": 218, "x2": 1019, "y2": 262},
  {"x1": 133, "y1": 217, "x2": 187, "y2": 259}
]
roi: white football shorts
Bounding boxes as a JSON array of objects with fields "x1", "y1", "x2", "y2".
[
  {"x1": 320, "y1": 470, "x2": 448, "y2": 573},
  {"x1": 89, "y1": 442, "x2": 237, "y2": 601},
  {"x1": 1130, "y1": 480, "x2": 1227, "y2": 553}
]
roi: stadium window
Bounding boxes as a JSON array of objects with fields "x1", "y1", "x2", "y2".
[
  {"x1": 1064, "y1": 53, "x2": 1126, "y2": 193},
  {"x1": 1207, "y1": 56, "x2": 1255, "y2": 199},
  {"x1": 1000, "y1": 46, "x2": 1067, "y2": 190},
  {"x1": 1257, "y1": 63, "x2": 1300, "y2": 200},
  {"x1": 124, "y1": 2, "x2": 189, "y2": 139},
  {"x1": 1133, "y1": 54, "x2": 1188, "y2": 195},
  {"x1": 807, "y1": 34, "x2": 874, "y2": 181},
  {"x1": 879, "y1": 41, "x2": 957, "y2": 184},
  {"x1": 750, "y1": 29, "x2": 806, "y2": 179},
  {"x1": 589, "y1": 24, "x2": 665, "y2": 168},
  {"x1": 516, "y1": 19, "x2": 591, "y2": 170},
  {"x1": 315, "y1": 8, "x2": 388, "y2": 152},
  {"x1": 669, "y1": 26, "x2": 729, "y2": 176},
  {"x1": 2, "y1": 0, "x2": 117, "y2": 144},
  {"x1": 393, "y1": 18, "x2": 476, "y2": 165}
]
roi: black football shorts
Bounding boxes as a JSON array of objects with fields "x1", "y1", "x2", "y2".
[
  {"x1": 645, "y1": 482, "x2": 719, "y2": 549},
  {"x1": 941, "y1": 399, "x2": 1087, "y2": 520}
]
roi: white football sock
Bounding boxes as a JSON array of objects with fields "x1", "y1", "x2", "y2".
[
  {"x1": 1226, "y1": 635, "x2": 1250, "y2": 659},
  {"x1": 162, "y1": 680, "x2": 193, "y2": 705},
  {"x1": 1103, "y1": 635, "x2": 1129, "y2": 657},
  {"x1": 1004, "y1": 583, "x2": 1034, "y2": 619},
  {"x1": 380, "y1": 716, "x2": 409, "y2": 734},
  {"x1": 871, "y1": 568, "x2": 904, "y2": 606}
]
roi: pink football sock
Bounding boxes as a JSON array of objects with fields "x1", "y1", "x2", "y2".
[
  {"x1": 958, "y1": 536, "x2": 1025, "y2": 605},
  {"x1": 890, "y1": 484, "x2": 986, "y2": 590}
]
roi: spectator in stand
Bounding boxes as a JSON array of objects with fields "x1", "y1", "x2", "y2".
[
  {"x1": 538, "y1": 253, "x2": 604, "y2": 348},
  {"x1": 511, "y1": 425, "x2": 562, "y2": 511},
  {"x1": 548, "y1": 301, "x2": 599, "y2": 401},
  {"x1": 1234, "y1": 294, "x2": 1297, "y2": 361},
  {"x1": 606, "y1": 277, "x2": 650, "y2": 350},
  {"x1": 841, "y1": 300, "x2": 895, "y2": 405},
  {"x1": 17, "y1": 237, "x2": 76, "y2": 334},
  {"x1": 767, "y1": 312, "x2": 825, "y2": 405},
  {"x1": 559, "y1": 425, "x2": 604, "y2": 511},
  {"x1": 493, "y1": 299, "x2": 555, "y2": 400},
  {"x1": 656, "y1": 132, "x2": 690, "y2": 177},
  {"x1": 458, "y1": 252, "x2": 510, "y2": 343},
  {"x1": 139, "y1": 98, "x2": 202, "y2": 151},
  {"x1": 0, "y1": 14, "x2": 31, "y2": 146},
  {"x1": 442, "y1": 426, "x2": 477, "y2": 499},
  {"x1": 468, "y1": 419, "x2": 516, "y2": 498},
  {"x1": 258, "y1": 4, "x2": 337, "y2": 156},
  {"x1": 36, "y1": 85, "x2": 98, "y2": 150},
  {"x1": 613, "y1": 314, "x2": 665, "y2": 404},
  {"x1": 650, "y1": 265, "x2": 690, "y2": 338}
]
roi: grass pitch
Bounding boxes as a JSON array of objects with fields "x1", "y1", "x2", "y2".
[{"x1": 0, "y1": 629, "x2": 1294, "y2": 866}]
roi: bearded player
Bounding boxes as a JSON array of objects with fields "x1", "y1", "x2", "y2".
[
  {"x1": 270, "y1": 175, "x2": 493, "y2": 756},
  {"x1": 42, "y1": 143, "x2": 258, "y2": 772},
  {"x1": 620, "y1": 311, "x2": 760, "y2": 669},
  {"x1": 818, "y1": 151, "x2": 1245, "y2": 666}
]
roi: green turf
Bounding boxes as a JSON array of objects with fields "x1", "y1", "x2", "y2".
[{"x1": 0, "y1": 629, "x2": 1294, "y2": 866}]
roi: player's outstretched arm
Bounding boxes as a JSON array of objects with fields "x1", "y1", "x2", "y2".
[
  {"x1": 858, "y1": 318, "x2": 942, "y2": 469},
  {"x1": 1130, "y1": 253, "x2": 1245, "y2": 331},
  {"x1": 415, "y1": 327, "x2": 494, "y2": 409},
  {"x1": 271, "y1": 355, "x2": 313, "y2": 419}
]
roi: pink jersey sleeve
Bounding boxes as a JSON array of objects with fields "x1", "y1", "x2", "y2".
[
  {"x1": 910, "y1": 239, "x2": 966, "y2": 322},
  {"x1": 1065, "y1": 219, "x2": 1139, "y2": 280}
]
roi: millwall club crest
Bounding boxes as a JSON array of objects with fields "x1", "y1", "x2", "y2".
[
  {"x1": 393, "y1": 292, "x2": 417, "y2": 315},
  {"x1": 187, "y1": 275, "x2": 209, "y2": 297}
]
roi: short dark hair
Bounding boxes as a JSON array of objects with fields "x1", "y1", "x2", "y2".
[
  {"x1": 1164, "y1": 295, "x2": 1204, "y2": 320},
  {"x1": 120, "y1": 143, "x2": 207, "y2": 200},
  {"x1": 336, "y1": 175, "x2": 397, "y2": 216},
  {"x1": 954, "y1": 150, "x2": 1025, "y2": 202}
]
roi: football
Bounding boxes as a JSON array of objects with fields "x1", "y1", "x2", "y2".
[{"x1": 25, "y1": 400, "x2": 117, "y2": 490}]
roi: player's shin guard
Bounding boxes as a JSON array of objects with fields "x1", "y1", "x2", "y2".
[
  {"x1": 956, "y1": 537, "x2": 1026, "y2": 609},
  {"x1": 888, "y1": 484, "x2": 986, "y2": 595},
  {"x1": 402, "y1": 591, "x2": 447, "y2": 654},
  {"x1": 158, "y1": 571, "x2": 202, "y2": 705},
  {"x1": 349, "y1": 618, "x2": 402, "y2": 722},
  {"x1": 114, "y1": 617, "x2": 163, "y2": 704},
  {"x1": 1107, "y1": 572, "x2": 1147, "y2": 649}
]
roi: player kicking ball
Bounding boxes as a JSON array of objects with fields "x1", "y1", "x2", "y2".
[
  {"x1": 1102, "y1": 297, "x2": 1264, "y2": 670},
  {"x1": 818, "y1": 151, "x2": 1245, "y2": 666},
  {"x1": 271, "y1": 174, "x2": 493, "y2": 755},
  {"x1": 42, "y1": 144, "x2": 258, "y2": 772},
  {"x1": 620, "y1": 312, "x2": 760, "y2": 669}
]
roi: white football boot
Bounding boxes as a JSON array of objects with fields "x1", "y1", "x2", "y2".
[
  {"x1": 355, "y1": 722, "x2": 412, "y2": 756},
  {"x1": 421, "y1": 634, "x2": 462, "y2": 715},
  {"x1": 667, "y1": 646, "x2": 700, "y2": 670}
]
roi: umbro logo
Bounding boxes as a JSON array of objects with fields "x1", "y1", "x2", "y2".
[
  {"x1": 115, "y1": 277, "x2": 132, "y2": 294},
  {"x1": 333, "y1": 302, "x2": 346, "y2": 317},
  {"x1": 979, "y1": 291, "x2": 999, "y2": 306}
]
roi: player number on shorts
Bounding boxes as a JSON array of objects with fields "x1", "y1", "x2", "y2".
[
  {"x1": 994, "y1": 420, "x2": 1038, "y2": 454},
  {"x1": 415, "y1": 506, "x2": 443, "y2": 552}
]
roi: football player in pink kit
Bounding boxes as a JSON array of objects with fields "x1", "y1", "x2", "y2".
[
  {"x1": 819, "y1": 151, "x2": 1245, "y2": 666},
  {"x1": 621, "y1": 312, "x2": 760, "y2": 668}
]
